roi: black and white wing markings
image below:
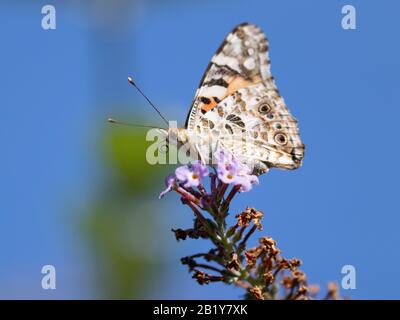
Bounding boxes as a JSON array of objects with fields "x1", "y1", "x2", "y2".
[
  {"x1": 185, "y1": 23, "x2": 278, "y2": 132},
  {"x1": 199, "y1": 83, "x2": 305, "y2": 170}
]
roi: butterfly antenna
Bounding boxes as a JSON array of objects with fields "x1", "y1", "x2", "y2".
[
  {"x1": 107, "y1": 118, "x2": 163, "y2": 130},
  {"x1": 127, "y1": 76, "x2": 169, "y2": 126}
]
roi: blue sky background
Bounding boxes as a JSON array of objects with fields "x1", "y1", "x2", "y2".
[{"x1": 1, "y1": 0, "x2": 400, "y2": 299}]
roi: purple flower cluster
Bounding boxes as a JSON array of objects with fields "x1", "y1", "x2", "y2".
[
  {"x1": 175, "y1": 162, "x2": 209, "y2": 188},
  {"x1": 217, "y1": 150, "x2": 259, "y2": 192},
  {"x1": 159, "y1": 150, "x2": 259, "y2": 199}
]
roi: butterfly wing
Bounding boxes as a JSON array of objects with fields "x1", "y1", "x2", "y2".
[
  {"x1": 199, "y1": 83, "x2": 305, "y2": 173},
  {"x1": 186, "y1": 23, "x2": 304, "y2": 173},
  {"x1": 185, "y1": 23, "x2": 277, "y2": 131}
]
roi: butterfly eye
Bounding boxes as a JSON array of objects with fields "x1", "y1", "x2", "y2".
[
  {"x1": 274, "y1": 133, "x2": 288, "y2": 146},
  {"x1": 258, "y1": 103, "x2": 272, "y2": 114}
]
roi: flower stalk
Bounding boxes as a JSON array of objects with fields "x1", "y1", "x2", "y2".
[{"x1": 160, "y1": 150, "x2": 341, "y2": 300}]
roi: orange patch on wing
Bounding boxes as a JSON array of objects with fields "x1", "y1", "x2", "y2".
[
  {"x1": 200, "y1": 75, "x2": 262, "y2": 113},
  {"x1": 201, "y1": 98, "x2": 218, "y2": 112}
]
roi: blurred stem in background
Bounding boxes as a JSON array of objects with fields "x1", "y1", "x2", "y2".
[
  {"x1": 75, "y1": 0, "x2": 172, "y2": 299},
  {"x1": 81, "y1": 124, "x2": 169, "y2": 299}
]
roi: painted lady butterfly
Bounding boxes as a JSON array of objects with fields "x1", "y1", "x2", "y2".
[{"x1": 162, "y1": 23, "x2": 305, "y2": 175}]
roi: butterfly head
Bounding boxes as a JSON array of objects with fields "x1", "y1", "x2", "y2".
[{"x1": 157, "y1": 127, "x2": 190, "y2": 147}]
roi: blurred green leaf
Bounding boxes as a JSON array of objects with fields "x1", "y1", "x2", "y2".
[{"x1": 102, "y1": 124, "x2": 170, "y2": 194}]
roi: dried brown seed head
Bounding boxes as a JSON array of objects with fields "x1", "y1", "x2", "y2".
[{"x1": 249, "y1": 286, "x2": 264, "y2": 300}]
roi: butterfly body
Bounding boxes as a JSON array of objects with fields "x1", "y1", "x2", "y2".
[{"x1": 164, "y1": 23, "x2": 304, "y2": 175}]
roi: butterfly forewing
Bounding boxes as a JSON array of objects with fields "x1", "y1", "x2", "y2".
[{"x1": 186, "y1": 23, "x2": 276, "y2": 128}]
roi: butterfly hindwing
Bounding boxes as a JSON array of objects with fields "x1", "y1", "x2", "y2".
[{"x1": 196, "y1": 83, "x2": 304, "y2": 173}]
